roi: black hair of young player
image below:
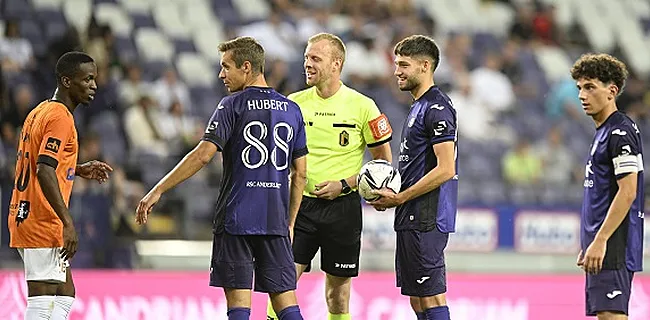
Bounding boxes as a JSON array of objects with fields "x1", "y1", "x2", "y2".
[
  {"x1": 55, "y1": 52, "x2": 95, "y2": 86},
  {"x1": 394, "y1": 35, "x2": 441, "y2": 72},
  {"x1": 570, "y1": 53, "x2": 629, "y2": 96}
]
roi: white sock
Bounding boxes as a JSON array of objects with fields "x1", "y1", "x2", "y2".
[
  {"x1": 50, "y1": 296, "x2": 75, "y2": 320},
  {"x1": 25, "y1": 296, "x2": 55, "y2": 320}
]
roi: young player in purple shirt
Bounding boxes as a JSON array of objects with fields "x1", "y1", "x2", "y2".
[
  {"x1": 135, "y1": 37, "x2": 307, "y2": 320},
  {"x1": 572, "y1": 53, "x2": 644, "y2": 320},
  {"x1": 371, "y1": 35, "x2": 458, "y2": 320}
]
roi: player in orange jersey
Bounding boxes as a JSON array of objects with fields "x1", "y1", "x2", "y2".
[{"x1": 8, "y1": 51, "x2": 113, "y2": 320}]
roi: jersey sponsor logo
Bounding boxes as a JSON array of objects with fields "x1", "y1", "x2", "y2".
[
  {"x1": 368, "y1": 114, "x2": 392, "y2": 140},
  {"x1": 15, "y1": 200, "x2": 30, "y2": 226},
  {"x1": 245, "y1": 180, "x2": 282, "y2": 189},
  {"x1": 584, "y1": 160, "x2": 594, "y2": 188},
  {"x1": 448, "y1": 209, "x2": 499, "y2": 252},
  {"x1": 433, "y1": 121, "x2": 447, "y2": 136},
  {"x1": 66, "y1": 168, "x2": 75, "y2": 180},
  {"x1": 621, "y1": 145, "x2": 632, "y2": 156},
  {"x1": 612, "y1": 129, "x2": 627, "y2": 136},
  {"x1": 315, "y1": 111, "x2": 335, "y2": 117},
  {"x1": 45, "y1": 137, "x2": 61, "y2": 153},
  {"x1": 514, "y1": 211, "x2": 580, "y2": 254},
  {"x1": 205, "y1": 121, "x2": 218, "y2": 134},
  {"x1": 399, "y1": 138, "x2": 409, "y2": 162},
  {"x1": 334, "y1": 262, "x2": 356, "y2": 269}
]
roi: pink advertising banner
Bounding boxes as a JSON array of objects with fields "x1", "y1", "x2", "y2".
[{"x1": 1, "y1": 271, "x2": 649, "y2": 320}]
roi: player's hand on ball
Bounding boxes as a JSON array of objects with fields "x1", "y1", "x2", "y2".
[
  {"x1": 310, "y1": 180, "x2": 343, "y2": 200},
  {"x1": 368, "y1": 188, "x2": 403, "y2": 211},
  {"x1": 136, "y1": 189, "x2": 161, "y2": 225},
  {"x1": 582, "y1": 239, "x2": 607, "y2": 274}
]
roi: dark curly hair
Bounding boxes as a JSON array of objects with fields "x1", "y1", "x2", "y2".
[{"x1": 570, "y1": 53, "x2": 629, "y2": 95}]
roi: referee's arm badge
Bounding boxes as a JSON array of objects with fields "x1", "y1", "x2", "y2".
[{"x1": 368, "y1": 114, "x2": 392, "y2": 140}]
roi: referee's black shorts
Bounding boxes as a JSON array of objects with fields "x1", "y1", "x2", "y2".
[{"x1": 292, "y1": 192, "x2": 362, "y2": 277}]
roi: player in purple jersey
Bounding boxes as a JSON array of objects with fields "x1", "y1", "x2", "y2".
[
  {"x1": 370, "y1": 35, "x2": 457, "y2": 320},
  {"x1": 571, "y1": 53, "x2": 644, "y2": 320},
  {"x1": 135, "y1": 37, "x2": 307, "y2": 320}
]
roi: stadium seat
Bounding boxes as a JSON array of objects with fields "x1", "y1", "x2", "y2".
[
  {"x1": 89, "y1": 111, "x2": 127, "y2": 166},
  {"x1": 4, "y1": 0, "x2": 32, "y2": 19},
  {"x1": 534, "y1": 45, "x2": 573, "y2": 84},
  {"x1": 420, "y1": 0, "x2": 465, "y2": 32},
  {"x1": 62, "y1": 0, "x2": 92, "y2": 32},
  {"x1": 575, "y1": 3, "x2": 616, "y2": 52},
  {"x1": 117, "y1": 0, "x2": 151, "y2": 14},
  {"x1": 134, "y1": 28, "x2": 175, "y2": 63},
  {"x1": 94, "y1": 3, "x2": 133, "y2": 37},
  {"x1": 113, "y1": 35, "x2": 138, "y2": 63},
  {"x1": 130, "y1": 12, "x2": 156, "y2": 29},
  {"x1": 32, "y1": 0, "x2": 64, "y2": 10},
  {"x1": 153, "y1": 2, "x2": 191, "y2": 39},
  {"x1": 231, "y1": 0, "x2": 270, "y2": 22},
  {"x1": 192, "y1": 26, "x2": 226, "y2": 63},
  {"x1": 625, "y1": 0, "x2": 650, "y2": 18},
  {"x1": 176, "y1": 53, "x2": 215, "y2": 87},
  {"x1": 482, "y1": 1, "x2": 515, "y2": 37},
  {"x1": 184, "y1": 0, "x2": 222, "y2": 32}
]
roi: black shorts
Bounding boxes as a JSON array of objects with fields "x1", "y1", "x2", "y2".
[{"x1": 292, "y1": 192, "x2": 362, "y2": 277}]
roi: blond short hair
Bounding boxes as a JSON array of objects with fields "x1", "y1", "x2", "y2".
[{"x1": 308, "y1": 33, "x2": 346, "y2": 67}]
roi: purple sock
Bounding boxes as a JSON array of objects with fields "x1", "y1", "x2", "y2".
[
  {"x1": 425, "y1": 306, "x2": 450, "y2": 320},
  {"x1": 227, "y1": 307, "x2": 251, "y2": 320},
  {"x1": 278, "y1": 305, "x2": 303, "y2": 320},
  {"x1": 416, "y1": 311, "x2": 427, "y2": 319}
]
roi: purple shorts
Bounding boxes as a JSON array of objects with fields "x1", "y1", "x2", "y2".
[
  {"x1": 585, "y1": 268, "x2": 634, "y2": 316},
  {"x1": 209, "y1": 232, "x2": 296, "y2": 293},
  {"x1": 396, "y1": 227, "x2": 449, "y2": 297}
]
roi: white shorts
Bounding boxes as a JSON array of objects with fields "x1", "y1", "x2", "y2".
[{"x1": 17, "y1": 248, "x2": 69, "y2": 283}]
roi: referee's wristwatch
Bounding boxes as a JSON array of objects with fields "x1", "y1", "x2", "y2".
[{"x1": 340, "y1": 179, "x2": 351, "y2": 194}]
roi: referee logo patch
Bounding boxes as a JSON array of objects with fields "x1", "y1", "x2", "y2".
[
  {"x1": 339, "y1": 130, "x2": 349, "y2": 146},
  {"x1": 369, "y1": 114, "x2": 392, "y2": 140}
]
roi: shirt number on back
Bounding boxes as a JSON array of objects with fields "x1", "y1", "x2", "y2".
[{"x1": 242, "y1": 121, "x2": 293, "y2": 170}]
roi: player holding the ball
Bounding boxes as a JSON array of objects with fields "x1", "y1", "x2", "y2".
[{"x1": 370, "y1": 35, "x2": 458, "y2": 320}]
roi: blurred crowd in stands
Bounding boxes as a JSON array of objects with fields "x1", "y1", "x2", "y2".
[{"x1": 1, "y1": 0, "x2": 650, "y2": 268}]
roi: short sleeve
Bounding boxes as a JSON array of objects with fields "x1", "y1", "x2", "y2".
[
  {"x1": 607, "y1": 124, "x2": 643, "y2": 178},
  {"x1": 361, "y1": 100, "x2": 392, "y2": 147},
  {"x1": 202, "y1": 97, "x2": 237, "y2": 151},
  {"x1": 292, "y1": 109, "x2": 309, "y2": 159},
  {"x1": 424, "y1": 102, "x2": 457, "y2": 145},
  {"x1": 37, "y1": 111, "x2": 74, "y2": 168}
]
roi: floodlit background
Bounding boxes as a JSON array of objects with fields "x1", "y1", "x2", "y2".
[{"x1": 0, "y1": 0, "x2": 650, "y2": 319}]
